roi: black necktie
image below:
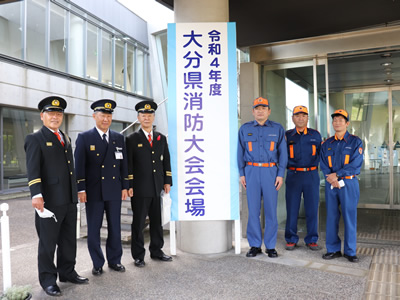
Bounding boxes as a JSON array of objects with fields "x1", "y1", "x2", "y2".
[{"x1": 102, "y1": 133, "x2": 108, "y2": 145}]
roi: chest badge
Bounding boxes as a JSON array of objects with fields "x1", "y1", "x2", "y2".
[
  {"x1": 46, "y1": 142, "x2": 52, "y2": 147},
  {"x1": 90, "y1": 145, "x2": 95, "y2": 151},
  {"x1": 247, "y1": 133, "x2": 253, "y2": 136},
  {"x1": 138, "y1": 144, "x2": 143, "y2": 147}
]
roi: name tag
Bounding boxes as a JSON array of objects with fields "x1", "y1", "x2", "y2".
[{"x1": 115, "y1": 152, "x2": 123, "y2": 159}]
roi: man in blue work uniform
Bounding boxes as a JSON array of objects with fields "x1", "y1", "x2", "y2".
[
  {"x1": 320, "y1": 109, "x2": 363, "y2": 263},
  {"x1": 74, "y1": 99, "x2": 129, "y2": 275},
  {"x1": 285, "y1": 105, "x2": 322, "y2": 251},
  {"x1": 238, "y1": 97, "x2": 287, "y2": 258}
]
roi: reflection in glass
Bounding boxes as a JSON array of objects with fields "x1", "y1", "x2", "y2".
[
  {"x1": 49, "y1": 3, "x2": 67, "y2": 72},
  {"x1": 101, "y1": 31, "x2": 112, "y2": 86},
  {"x1": 127, "y1": 43, "x2": 136, "y2": 92},
  {"x1": 2, "y1": 108, "x2": 64, "y2": 190},
  {"x1": 26, "y1": 0, "x2": 46, "y2": 65},
  {"x1": 68, "y1": 14, "x2": 84, "y2": 77},
  {"x1": 0, "y1": 1, "x2": 22, "y2": 59},
  {"x1": 345, "y1": 91, "x2": 390, "y2": 205},
  {"x1": 136, "y1": 49, "x2": 145, "y2": 95},
  {"x1": 87, "y1": 22, "x2": 99, "y2": 81},
  {"x1": 115, "y1": 38, "x2": 125, "y2": 89},
  {"x1": 392, "y1": 89, "x2": 400, "y2": 205}
]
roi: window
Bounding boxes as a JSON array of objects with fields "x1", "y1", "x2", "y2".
[
  {"x1": 87, "y1": 22, "x2": 99, "y2": 81},
  {"x1": 101, "y1": 30, "x2": 112, "y2": 86},
  {"x1": 49, "y1": 2, "x2": 67, "y2": 72},
  {"x1": 26, "y1": 0, "x2": 46, "y2": 65},
  {"x1": 68, "y1": 13, "x2": 84, "y2": 77},
  {"x1": 115, "y1": 37, "x2": 125, "y2": 89},
  {"x1": 0, "y1": 1, "x2": 22, "y2": 59}
]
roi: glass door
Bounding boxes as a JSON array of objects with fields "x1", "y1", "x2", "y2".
[
  {"x1": 344, "y1": 90, "x2": 391, "y2": 208},
  {"x1": 392, "y1": 88, "x2": 400, "y2": 207}
]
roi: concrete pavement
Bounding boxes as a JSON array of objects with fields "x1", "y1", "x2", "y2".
[{"x1": 0, "y1": 197, "x2": 396, "y2": 299}]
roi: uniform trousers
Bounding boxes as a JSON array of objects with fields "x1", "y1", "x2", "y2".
[
  {"x1": 325, "y1": 178, "x2": 359, "y2": 256},
  {"x1": 85, "y1": 199, "x2": 122, "y2": 269},
  {"x1": 131, "y1": 196, "x2": 164, "y2": 260},
  {"x1": 35, "y1": 203, "x2": 77, "y2": 289},
  {"x1": 285, "y1": 169, "x2": 319, "y2": 244},
  {"x1": 245, "y1": 165, "x2": 278, "y2": 249}
]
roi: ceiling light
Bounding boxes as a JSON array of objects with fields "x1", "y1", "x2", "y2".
[
  {"x1": 380, "y1": 53, "x2": 392, "y2": 58},
  {"x1": 381, "y1": 62, "x2": 393, "y2": 67}
]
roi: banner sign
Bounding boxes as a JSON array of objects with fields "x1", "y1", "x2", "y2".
[{"x1": 168, "y1": 22, "x2": 239, "y2": 221}]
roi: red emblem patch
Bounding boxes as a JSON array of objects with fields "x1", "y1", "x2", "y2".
[
  {"x1": 157, "y1": 135, "x2": 161, "y2": 141},
  {"x1": 358, "y1": 147, "x2": 362, "y2": 154}
]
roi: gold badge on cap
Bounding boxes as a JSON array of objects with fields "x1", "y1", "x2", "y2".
[
  {"x1": 52, "y1": 99, "x2": 60, "y2": 106},
  {"x1": 105, "y1": 103, "x2": 112, "y2": 109},
  {"x1": 144, "y1": 104, "x2": 151, "y2": 110}
]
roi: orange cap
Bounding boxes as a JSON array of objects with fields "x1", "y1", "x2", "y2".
[
  {"x1": 253, "y1": 97, "x2": 269, "y2": 108},
  {"x1": 331, "y1": 109, "x2": 349, "y2": 121},
  {"x1": 292, "y1": 105, "x2": 308, "y2": 115}
]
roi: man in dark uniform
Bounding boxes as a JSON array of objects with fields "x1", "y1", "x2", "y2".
[
  {"x1": 285, "y1": 106, "x2": 322, "y2": 251},
  {"x1": 126, "y1": 100, "x2": 173, "y2": 267},
  {"x1": 74, "y1": 99, "x2": 129, "y2": 276},
  {"x1": 320, "y1": 109, "x2": 363, "y2": 263},
  {"x1": 24, "y1": 96, "x2": 88, "y2": 297},
  {"x1": 237, "y1": 97, "x2": 287, "y2": 258}
]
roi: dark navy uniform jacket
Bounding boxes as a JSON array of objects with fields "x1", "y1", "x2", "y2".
[
  {"x1": 74, "y1": 128, "x2": 129, "y2": 201},
  {"x1": 24, "y1": 126, "x2": 78, "y2": 207},
  {"x1": 285, "y1": 127, "x2": 322, "y2": 168},
  {"x1": 238, "y1": 120, "x2": 287, "y2": 177},
  {"x1": 320, "y1": 131, "x2": 363, "y2": 178},
  {"x1": 126, "y1": 129, "x2": 172, "y2": 197}
]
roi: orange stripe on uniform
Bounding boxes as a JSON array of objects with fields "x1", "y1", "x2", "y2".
[
  {"x1": 344, "y1": 154, "x2": 350, "y2": 165},
  {"x1": 312, "y1": 145, "x2": 316, "y2": 156},
  {"x1": 270, "y1": 141, "x2": 275, "y2": 151},
  {"x1": 248, "y1": 141, "x2": 253, "y2": 152},
  {"x1": 289, "y1": 145, "x2": 294, "y2": 158},
  {"x1": 328, "y1": 156, "x2": 332, "y2": 168}
]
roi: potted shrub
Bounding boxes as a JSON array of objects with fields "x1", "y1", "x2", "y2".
[{"x1": 1, "y1": 285, "x2": 32, "y2": 300}]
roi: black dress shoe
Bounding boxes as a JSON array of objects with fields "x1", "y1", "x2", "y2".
[
  {"x1": 246, "y1": 247, "x2": 262, "y2": 257},
  {"x1": 59, "y1": 274, "x2": 89, "y2": 284},
  {"x1": 266, "y1": 248, "x2": 278, "y2": 258},
  {"x1": 134, "y1": 258, "x2": 145, "y2": 267},
  {"x1": 109, "y1": 263, "x2": 126, "y2": 272},
  {"x1": 150, "y1": 253, "x2": 173, "y2": 262},
  {"x1": 44, "y1": 285, "x2": 62, "y2": 297},
  {"x1": 344, "y1": 254, "x2": 359, "y2": 263},
  {"x1": 92, "y1": 267, "x2": 103, "y2": 276},
  {"x1": 322, "y1": 251, "x2": 342, "y2": 260}
]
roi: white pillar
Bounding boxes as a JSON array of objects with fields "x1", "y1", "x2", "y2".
[
  {"x1": 174, "y1": 0, "x2": 232, "y2": 254},
  {"x1": 1, "y1": 203, "x2": 12, "y2": 292}
]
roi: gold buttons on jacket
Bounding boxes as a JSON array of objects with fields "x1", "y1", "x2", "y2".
[
  {"x1": 152, "y1": 151, "x2": 155, "y2": 154},
  {"x1": 70, "y1": 172, "x2": 72, "y2": 175},
  {"x1": 102, "y1": 177, "x2": 104, "y2": 179},
  {"x1": 68, "y1": 160, "x2": 70, "y2": 164},
  {"x1": 102, "y1": 165, "x2": 104, "y2": 168},
  {"x1": 153, "y1": 170, "x2": 156, "y2": 173},
  {"x1": 113, "y1": 177, "x2": 115, "y2": 179},
  {"x1": 113, "y1": 165, "x2": 116, "y2": 168},
  {"x1": 153, "y1": 160, "x2": 155, "y2": 163},
  {"x1": 97, "y1": 153, "x2": 100, "y2": 156}
]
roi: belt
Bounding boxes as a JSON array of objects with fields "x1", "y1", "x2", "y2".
[
  {"x1": 247, "y1": 162, "x2": 276, "y2": 167},
  {"x1": 288, "y1": 167, "x2": 317, "y2": 172},
  {"x1": 341, "y1": 175, "x2": 356, "y2": 179}
]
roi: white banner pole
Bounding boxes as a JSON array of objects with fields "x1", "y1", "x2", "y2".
[
  {"x1": 170, "y1": 221, "x2": 176, "y2": 255},
  {"x1": 234, "y1": 219, "x2": 241, "y2": 254},
  {"x1": 1, "y1": 203, "x2": 12, "y2": 292}
]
